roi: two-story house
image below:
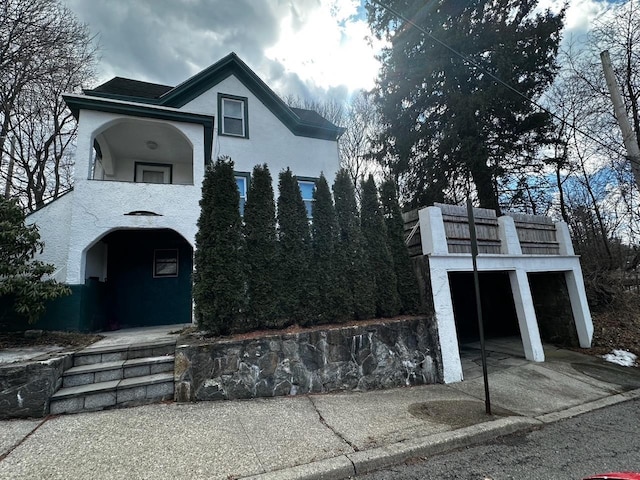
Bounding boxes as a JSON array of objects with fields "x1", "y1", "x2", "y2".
[{"x1": 29, "y1": 53, "x2": 343, "y2": 332}]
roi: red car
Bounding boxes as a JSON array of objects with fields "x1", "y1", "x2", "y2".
[{"x1": 583, "y1": 474, "x2": 640, "y2": 480}]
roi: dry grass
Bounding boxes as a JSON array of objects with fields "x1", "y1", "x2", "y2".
[{"x1": 585, "y1": 290, "x2": 640, "y2": 359}]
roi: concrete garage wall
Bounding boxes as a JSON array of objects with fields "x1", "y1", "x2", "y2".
[{"x1": 174, "y1": 316, "x2": 442, "y2": 402}]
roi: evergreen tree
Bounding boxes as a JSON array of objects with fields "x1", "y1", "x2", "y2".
[
  {"x1": 310, "y1": 174, "x2": 350, "y2": 324},
  {"x1": 193, "y1": 157, "x2": 245, "y2": 335},
  {"x1": 276, "y1": 168, "x2": 312, "y2": 325},
  {"x1": 367, "y1": 0, "x2": 564, "y2": 211},
  {"x1": 332, "y1": 169, "x2": 375, "y2": 320},
  {"x1": 0, "y1": 197, "x2": 70, "y2": 324},
  {"x1": 244, "y1": 164, "x2": 278, "y2": 329},
  {"x1": 379, "y1": 180, "x2": 420, "y2": 314},
  {"x1": 361, "y1": 175, "x2": 399, "y2": 317}
]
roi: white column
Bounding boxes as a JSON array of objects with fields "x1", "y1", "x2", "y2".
[
  {"x1": 509, "y1": 269, "x2": 545, "y2": 361},
  {"x1": 565, "y1": 267, "x2": 594, "y2": 347},
  {"x1": 555, "y1": 221, "x2": 575, "y2": 255},
  {"x1": 498, "y1": 216, "x2": 522, "y2": 254},
  {"x1": 419, "y1": 206, "x2": 448, "y2": 255},
  {"x1": 429, "y1": 262, "x2": 463, "y2": 383}
]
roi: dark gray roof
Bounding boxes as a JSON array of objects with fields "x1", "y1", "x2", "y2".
[
  {"x1": 87, "y1": 77, "x2": 173, "y2": 99},
  {"x1": 290, "y1": 107, "x2": 339, "y2": 130},
  {"x1": 89, "y1": 78, "x2": 335, "y2": 130},
  {"x1": 79, "y1": 53, "x2": 344, "y2": 140}
]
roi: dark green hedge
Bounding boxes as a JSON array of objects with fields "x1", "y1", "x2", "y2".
[{"x1": 193, "y1": 161, "x2": 420, "y2": 335}]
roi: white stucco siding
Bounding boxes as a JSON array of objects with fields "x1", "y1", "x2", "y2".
[
  {"x1": 182, "y1": 76, "x2": 340, "y2": 191},
  {"x1": 64, "y1": 181, "x2": 201, "y2": 284},
  {"x1": 26, "y1": 191, "x2": 74, "y2": 281},
  {"x1": 64, "y1": 110, "x2": 205, "y2": 284}
]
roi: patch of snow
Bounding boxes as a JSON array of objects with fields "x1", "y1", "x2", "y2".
[{"x1": 601, "y1": 349, "x2": 638, "y2": 367}]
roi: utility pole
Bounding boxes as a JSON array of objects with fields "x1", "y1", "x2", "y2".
[
  {"x1": 600, "y1": 50, "x2": 640, "y2": 191},
  {"x1": 1, "y1": 134, "x2": 16, "y2": 199}
]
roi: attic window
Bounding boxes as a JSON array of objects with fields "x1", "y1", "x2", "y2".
[{"x1": 219, "y1": 94, "x2": 248, "y2": 138}]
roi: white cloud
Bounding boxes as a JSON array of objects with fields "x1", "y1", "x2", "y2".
[
  {"x1": 62, "y1": 0, "x2": 620, "y2": 104},
  {"x1": 265, "y1": 1, "x2": 380, "y2": 93},
  {"x1": 63, "y1": 0, "x2": 379, "y2": 103}
]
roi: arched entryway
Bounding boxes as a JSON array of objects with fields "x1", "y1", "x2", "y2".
[{"x1": 85, "y1": 228, "x2": 193, "y2": 330}]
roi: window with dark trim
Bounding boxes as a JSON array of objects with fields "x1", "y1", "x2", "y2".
[
  {"x1": 154, "y1": 249, "x2": 178, "y2": 277},
  {"x1": 297, "y1": 177, "x2": 317, "y2": 219},
  {"x1": 218, "y1": 94, "x2": 249, "y2": 138},
  {"x1": 235, "y1": 172, "x2": 250, "y2": 216},
  {"x1": 134, "y1": 162, "x2": 172, "y2": 184}
]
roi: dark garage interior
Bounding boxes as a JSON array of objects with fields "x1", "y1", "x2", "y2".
[{"x1": 448, "y1": 271, "x2": 520, "y2": 344}]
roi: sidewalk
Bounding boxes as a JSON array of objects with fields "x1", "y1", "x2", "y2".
[{"x1": 1, "y1": 339, "x2": 639, "y2": 480}]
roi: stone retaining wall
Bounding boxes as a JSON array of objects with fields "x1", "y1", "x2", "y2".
[
  {"x1": 174, "y1": 316, "x2": 442, "y2": 402},
  {"x1": 0, "y1": 354, "x2": 72, "y2": 419}
]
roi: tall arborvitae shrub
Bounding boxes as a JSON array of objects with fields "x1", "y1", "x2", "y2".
[
  {"x1": 379, "y1": 180, "x2": 420, "y2": 313},
  {"x1": 244, "y1": 164, "x2": 278, "y2": 329},
  {"x1": 361, "y1": 175, "x2": 399, "y2": 317},
  {"x1": 193, "y1": 157, "x2": 245, "y2": 335},
  {"x1": 333, "y1": 169, "x2": 375, "y2": 319},
  {"x1": 276, "y1": 168, "x2": 312, "y2": 325},
  {"x1": 310, "y1": 174, "x2": 351, "y2": 324}
]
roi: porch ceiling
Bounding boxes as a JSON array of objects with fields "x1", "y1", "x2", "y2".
[{"x1": 101, "y1": 120, "x2": 192, "y2": 164}]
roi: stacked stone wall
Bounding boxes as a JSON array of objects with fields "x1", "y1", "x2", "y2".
[
  {"x1": 175, "y1": 316, "x2": 442, "y2": 402},
  {"x1": 0, "y1": 354, "x2": 72, "y2": 419}
]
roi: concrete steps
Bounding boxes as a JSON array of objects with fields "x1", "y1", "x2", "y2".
[{"x1": 50, "y1": 339, "x2": 176, "y2": 415}]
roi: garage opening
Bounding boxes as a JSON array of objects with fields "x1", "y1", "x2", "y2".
[
  {"x1": 529, "y1": 272, "x2": 579, "y2": 347},
  {"x1": 449, "y1": 271, "x2": 525, "y2": 376},
  {"x1": 449, "y1": 271, "x2": 520, "y2": 342}
]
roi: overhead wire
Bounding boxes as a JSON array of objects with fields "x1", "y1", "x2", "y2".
[{"x1": 370, "y1": 0, "x2": 633, "y2": 164}]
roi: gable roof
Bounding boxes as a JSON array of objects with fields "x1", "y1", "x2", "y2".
[
  {"x1": 82, "y1": 53, "x2": 344, "y2": 141},
  {"x1": 89, "y1": 77, "x2": 172, "y2": 99}
]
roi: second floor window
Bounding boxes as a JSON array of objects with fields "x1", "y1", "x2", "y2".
[
  {"x1": 135, "y1": 162, "x2": 172, "y2": 184},
  {"x1": 219, "y1": 94, "x2": 248, "y2": 138}
]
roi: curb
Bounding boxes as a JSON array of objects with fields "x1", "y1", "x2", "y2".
[
  {"x1": 348, "y1": 416, "x2": 540, "y2": 476},
  {"x1": 244, "y1": 416, "x2": 540, "y2": 480},
  {"x1": 535, "y1": 387, "x2": 640, "y2": 424}
]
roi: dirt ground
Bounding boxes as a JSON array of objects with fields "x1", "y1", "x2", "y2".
[
  {"x1": 0, "y1": 330, "x2": 103, "y2": 350},
  {"x1": 583, "y1": 306, "x2": 640, "y2": 360}
]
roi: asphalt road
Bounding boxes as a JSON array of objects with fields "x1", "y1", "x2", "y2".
[{"x1": 357, "y1": 398, "x2": 640, "y2": 480}]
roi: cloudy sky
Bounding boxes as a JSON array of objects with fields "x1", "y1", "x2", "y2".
[{"x1": 63, "y1": 0, "x2": 618, "y2": 104}]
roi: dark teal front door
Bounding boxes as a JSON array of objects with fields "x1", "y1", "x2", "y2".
[{"x1": 104, "y1": 229, "x2": 192, "y2": 328}]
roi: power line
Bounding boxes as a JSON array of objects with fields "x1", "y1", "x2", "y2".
[{"x1": 370, "y1": 0, "x2": 632, "y2": 163}]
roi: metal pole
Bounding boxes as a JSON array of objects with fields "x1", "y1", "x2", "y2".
[
  {"x1": 466, "y1": 197, "x2": 491, "y2": 415},
  {"x1": 600, "y1": 50, "x2": 640, "y2": 191}
]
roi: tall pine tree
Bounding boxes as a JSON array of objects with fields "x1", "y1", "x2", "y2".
[
  {"x1": 193, "y1": 157, "x2": 245, "y2": 335},
  {"x1": 379, "y1": 180, "x2": 420, "y2": 314},
  {"x1": 310, "y1": 174, "x2": 351, "y2": 324},
  {"x1": 361, "y1": 175, "x2": 399, "y2": 317},
  {"x1": 276, "y1": 168, "x2": 312, "y2": 325},
  {"x1": 244, "y1": 164, "x2": 278, "y2": 329},
  {"x1": 367, "y1": 0, "x2": 564, "y2": 211},
  {"x1": 332, "y1": 169, "x2": 375, "y2": 320}
]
